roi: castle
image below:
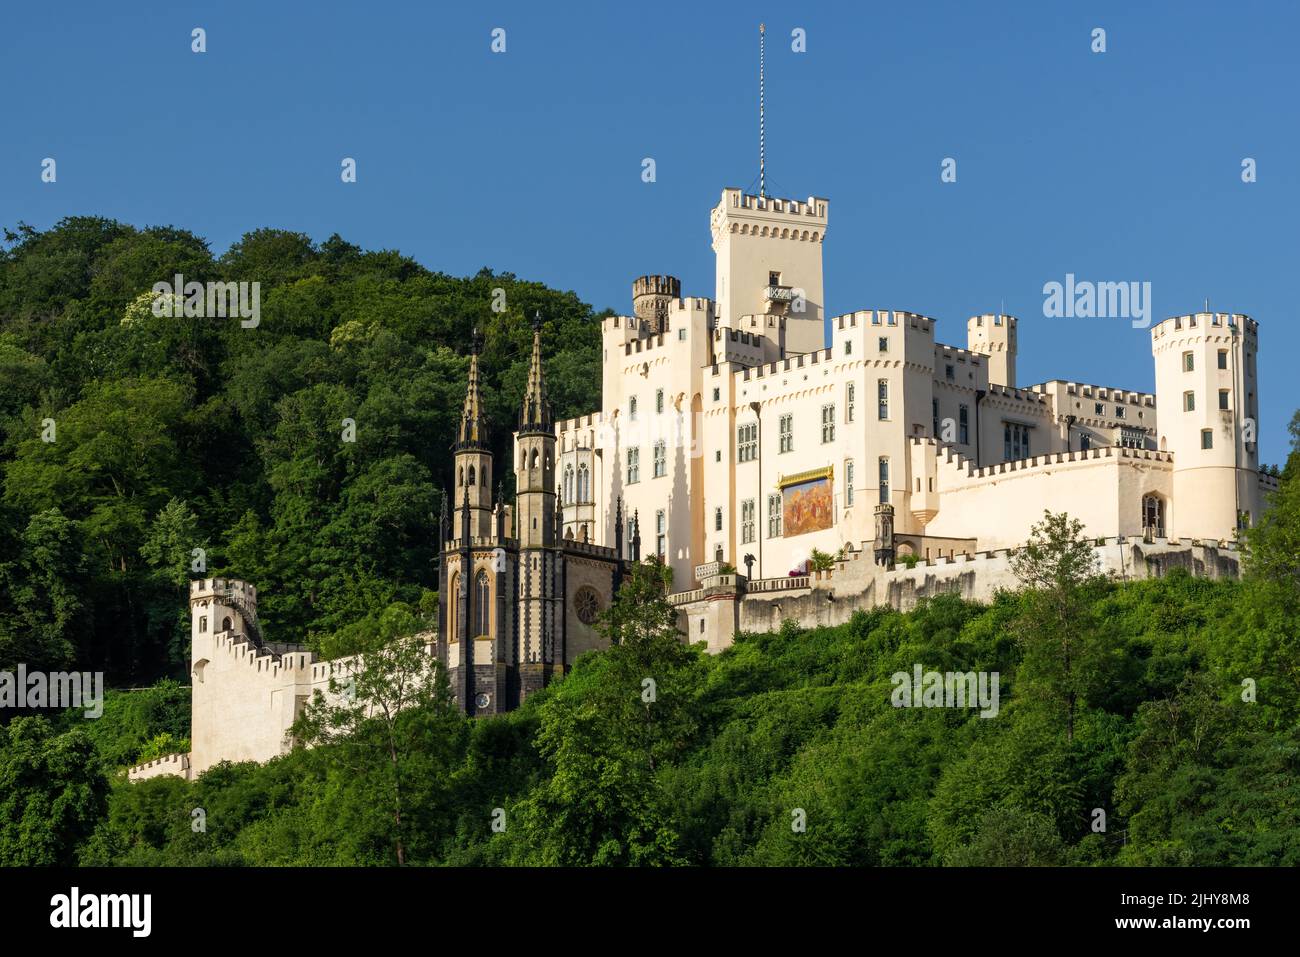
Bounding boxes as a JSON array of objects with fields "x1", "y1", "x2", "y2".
[{"x1": 128, "y1": 185, "x2": 1275, "y2": 782}]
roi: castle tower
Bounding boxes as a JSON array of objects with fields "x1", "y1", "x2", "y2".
[
  {"x1": 188, "y1": 578, "x2": 260, "y2": 774},
  {"x1": 967, "y1": 314, "x2": 1017, "y2": 388},
  {"x1": 632, "y1": 275, "x2": 681, "y2": 333},
  {"x1": 454, "y1": 328, "x2": 494, "y2": 540},
  {"x1": 1151, "y1": 312, "x2": 1261, "y2": 541},
  {"x1": 710, "y1": 188, "x2": 828, "y2": 353},
  {"x1": 515, "y1": 313, "x2": 561, "y2": 700}
]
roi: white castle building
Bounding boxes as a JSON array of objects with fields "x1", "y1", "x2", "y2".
[{"x1": 130, "y1": 184, "x2": 1275, "y2": 781}]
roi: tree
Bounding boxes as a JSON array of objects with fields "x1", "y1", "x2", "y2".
[
  {"x1": 0, "y1": 717, "x2": 107, "y2": 866},
  {"x1": 1010, "y1": 510, "x2": 1103, "y2": 742},
  {"x1": 290, "y1": 603, "x2": 462, "y2": 866},
  {"x1": 508, "y1": 558, "x2": 699, "y2": 865}
]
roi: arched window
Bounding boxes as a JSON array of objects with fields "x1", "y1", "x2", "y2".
[
  {"x1": 468, "y1": 465, "x2": 476, "y2": 486},
  {"x1": 448, "y1": 573, "x2": 460, "y2": 640},
  {"x1": 564, "y1": 464, "x2": 574, "y2": 502},
  {"x1": 531, "y1": 449, "x2": 539, "y2": 468},
  {"x1": 1142, "y1": 495, "x2": 1165, "y2": 537},
  {"x1": 458, "y1": 466, "x2": 464, "y2": 486},
  {"x1": 222, "y1": 616, "x2": 232, "y2": 633},
  {"x1": 199, "y1": 615, "x2": 208, "y2": 633},
  {"x1": 578, "y1": 463, "x2": 590, "y2": 502},
  {"x1": 474, "y1": 570, "x2": 490, "y2": 637}
]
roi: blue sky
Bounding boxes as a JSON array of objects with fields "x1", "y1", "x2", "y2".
[{"x1": 2, "y1": 0, "x2": 1296, "y2": 463}]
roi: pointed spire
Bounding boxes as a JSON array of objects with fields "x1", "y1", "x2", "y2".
[
  {"x1": 456, "y1": 326, "x2": 489, "y2": 450},
  {"x1": 519, "y1": 311, "x2": 552, "y2": 433}
]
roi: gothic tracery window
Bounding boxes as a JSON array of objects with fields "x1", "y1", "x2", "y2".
[{"x1": 474, "y1": 570, "x2": 490, "y2": 637}]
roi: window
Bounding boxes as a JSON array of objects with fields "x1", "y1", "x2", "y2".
[
  {"x1": 678, "y1": 328, "x2": 686, "y2": 341},
  {"x1": 769, "y1": 270, "x2": 781, "y2": 286},
  {"x1": 715, "y1": 450, "x2": 721, "y2": 462},
  {"x1": 946, "y1": 364, "x2": 955, "y2": 381},
  {"x1": 822, "y1": 404, "x2": 836, "y2": 443},
  {"x1": 1004, "y1": 422, "x2": 1030, "y2": 459},
  {"x1": 474, "y1": 570, "x2": 490, "y2": 637},
  {"x1": 741, "y1": 499, "x2": 755, "y2": 544},
  {"x1": 712, "y1": 388, "x2": 720, "y2": 402},
  {"x1": 577, "y1": 463, "x2": 590, "y2": 502},
  {"x1": 932, "y1": 399, "x2": 939, "y2": 437},
  {"x1": 653, "y1": 440, "x2": 666, "y2": 477},
  {"x1": 1080, "y1": 433, "x2": 1091, "y2": 451},
  {"x1": 879, "y1": 336, "x2": 889, "y2": 353},
  {"x1": 959, "y1": 405, "x2": 969, "y2": 444},
  {"x1": 738, "y1": 423, "x2": 758, "y2": 462},
  {"x1": 1142, "y1": 495, "x2": 1164, "y2": 536},
  {"x1": 1201, "y1": 429, "x2": 1213, "y2": 449},
  {"x1": 1219, "y1": 389, "x2": 1229, "y2": 411},
  {"x1": 1183, "y1": 352, "x2": 1194, "y2": 372},
  {"x1": 877, "y1": 379, "x2": 889, "y2": 420},
  {"x1": 627, "y1": 447, "x2": 640, "y2": 484},
  {"x1": 629, "y1": 396, "x2": 638, "y2": 421},
  {"x1": 626, "y1": 521, "x2": 634, "y2": 556},
  {"x1": 199, "y1": 616, "x2": 208, "y2": 633},
  {"x1": 779, "y1": 413, "x2": 793, "y2": 452},
  {"x1": 846, "y1": 459, "x2": 855, "y2": 506},
  {"x1": 468, "y1": 464, "x2": 476, "y2": 486},
  {"x1": 1217, "y1": 349, "x2": 1227, "y2": 370},
  {"x1": 1094, "y1": 402, "x2": 1104, "y2": 415},
  {"x1": 847, "y1": 383, "x2": 856, "y2": 422},
  {"x1": 563, "y1": 464, "x2": 574, "y2": 502},
  {"x1": 767, "y1": 493, "x2": 782, "y2": 537},
  {"x1": 656, "y1": 510, "x2": 666, "y2": 557},
  {"x1": 845, "y1": 340, "x2": 853, "y2": 356},
  {"x1": 1184, "y1": 391, "x2": 1195, "y2": 412},
  {"x1": 655, "y1": 389, "x2": 664, "y2": 414},
  {"x1": 1114, "y1": 406, "x2": 1125, "y2": 419},
  {"x1": 878, "y1": 457, "x2": 890, "y2": 504},
  {"x1": 714, "y1": 507, "x2": 723, "y2": 531}
]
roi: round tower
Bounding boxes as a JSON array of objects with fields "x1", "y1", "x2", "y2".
[
  {"x1": 966, "y1": 314, "x2": 1017, "y2": 388},
  {"x1": 1151, "y1": 312, "x2": 1260, "y2": 541},
  {"x1": 632, "y1": 275, "x2": 680, "y2": 333}
]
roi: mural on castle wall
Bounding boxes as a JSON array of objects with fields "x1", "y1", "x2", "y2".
[{"x1": 783, "y1": 476, "x2": 833, "y2": 536}]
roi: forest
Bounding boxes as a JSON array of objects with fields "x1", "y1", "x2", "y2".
[{"x1": 1, "y1": 218, "x2": 1297, "y2": 867}]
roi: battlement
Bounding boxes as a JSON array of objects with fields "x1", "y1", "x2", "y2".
[
  {"x1": 632, "y1": 275, "x2": 681, "y2": 299},
  {"x1": 127, "y1": 751, "x2": 191, "y2": 782},
  {"x1": 716, "y1": 188, "x2": 828, "y2": 220},
  {"x1": 740, "y1": 345, "x2": 833, "y2": 381},
  {"x1": 190, "y1": 578, "x2": 257, "y2": 604},
  {"x1": 923, "y1": 437, "x2": 1174, "y2": 483},
  {"x1": 968, "y1": 313, "x2": 1017, "y2": 330},
  {"x1": 1030, "y1": 380, "x2": 1156, "y2": 406},
  {"x1": 1151, "y1": 312, "x2": 1256, "y2": 341},
  {"x1": 832, "y1": 309, "x2": 937, "y2": 335}
]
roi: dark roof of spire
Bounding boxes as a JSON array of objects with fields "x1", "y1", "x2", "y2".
[
  {"x1": 455, "y1": 327, "x2": 490, "y2": 451},
  {"x1": 518, "y1": 312, "x2": 552, "y2": 433}
]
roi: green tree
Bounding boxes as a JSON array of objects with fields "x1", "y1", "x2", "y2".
[{"x1": 1010, "y1": 510, "x2": 1104, "y2": 742}]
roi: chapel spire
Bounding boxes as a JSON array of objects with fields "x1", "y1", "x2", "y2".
[
  {"x1": 519, "y1": 311, "x2": 552, "y2": 433},
  {"x1": 456, "y1": 326, "x2": 489, "y2": 450}
]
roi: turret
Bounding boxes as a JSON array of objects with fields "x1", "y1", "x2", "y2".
[
  {"x1": 515, "y1": 312, "x2": 556, "y2": 548},
  {"x1": 453, "y1": 327, "x2": 494, "y2": 540},
  {"x1": 967, "y1": 314, "x2": 1017, "y2": 388},
  {"x1": 1151, "y1": 312, "x2": 1261, "y2": 539},
  {"x1": 632, "y1": 275, "x2": 680, "y2": 334}
]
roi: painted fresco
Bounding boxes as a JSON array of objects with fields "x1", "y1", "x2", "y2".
[{"x1": 782, "y1": 476, "x2": 833, "y2": 536}]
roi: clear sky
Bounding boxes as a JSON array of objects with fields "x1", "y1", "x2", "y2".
[{"x1": 2, "y1": 0, "x2": 1296, "y2": 463}]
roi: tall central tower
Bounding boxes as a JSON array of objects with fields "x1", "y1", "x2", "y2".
[{"x1": 514, "y1": 313, "x2": 561, "y2": 700}]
